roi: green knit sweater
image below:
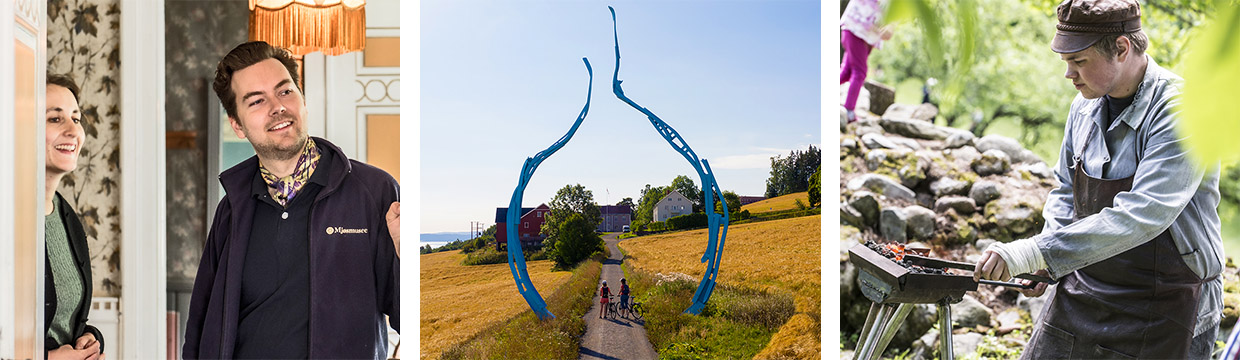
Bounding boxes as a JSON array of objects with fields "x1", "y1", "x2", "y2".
[{"x1": 46, "y1": 200, "x2": 82, "y2": 345}]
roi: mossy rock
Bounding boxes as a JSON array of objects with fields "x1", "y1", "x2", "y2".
[
  {"x1": 932, "y1": 211, "x2": 978, "y2": 246},
  {"x1": 869, "y1": 150, "x2": 926, "y2": 189},
  {"x1": 929, "y1": 151, "x2": 980, "y2": 186},
  {"x1": 842, "y1": 156, "x2": 858, "y2": 173},
  {"x1": 1224, "y1": 292, "x2": 1240, "y2": 329},
  {"x1": 982, "y1": 198, "x2": 1045, "y2": 242}
]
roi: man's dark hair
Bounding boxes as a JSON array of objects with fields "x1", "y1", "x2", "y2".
[
  {"x1": 1093, "y1": 31, "x2": 1149, "y2": 59},
  {"x1": 212, "y1": 41, "x2": 300, "y2": 120},
  {"x1": 47, "y1": 73, "x2": 80, "y2": 101}
]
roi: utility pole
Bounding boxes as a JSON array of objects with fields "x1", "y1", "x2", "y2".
[{"x1": 470, "y1": 221, "x2": 487, "y2": 241}]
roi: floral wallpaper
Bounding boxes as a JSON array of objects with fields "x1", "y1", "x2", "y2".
[
  {"x1": 47, "y1": 0, "x2": 122, "y2": 297},
  {"x1": 164, "y1": 0, "x2": 250, "y2": 286}
]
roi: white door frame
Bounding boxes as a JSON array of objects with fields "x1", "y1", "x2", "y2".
[
  {"x1": 0, "y1": 0, "x2": 46, "y2": 357},
  {"x1": 119, "y1": 0, "x2": 167, "y2": 358}
]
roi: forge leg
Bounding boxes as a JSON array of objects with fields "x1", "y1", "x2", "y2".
[
  {"x1": 853, "y1": 303, "x2": 892, "y2": 360},
  {"x1": 862, "y1": 303, "x2": 914, "y2": 360},
  {"x1": 938, "y1": 300, "x2": 954, "y2": 360},
  {"x1": 853, "y1": 302, "x2": 880, "y2": 356}
]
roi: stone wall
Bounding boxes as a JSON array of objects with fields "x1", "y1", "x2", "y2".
[
  {"x1": 837, "y1": 91, "x2": 1060, "y2": 357},
  {"x1": 836, "y1": 88, "x2": 1240, "y2": 359}
]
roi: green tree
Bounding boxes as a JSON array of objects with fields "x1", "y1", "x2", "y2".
[
  {"x1": 541, "y1": 184, "x2": 601, "y2": 249},
  {"x1": 808, "y1": 166, "x2": 821, "y2": 208},
  {"x1": 871, "y1": 0, "x2": 1071, "y2": 161},
  {"x1": 714, "y1": 190, "x2": 741, "y2": 216},
  {"x1": 765, "y1": 145, "x2": 821, "y2": 198},
  {"x1": 548, "y1": 213, "x2": 604, "y2": 269},
  {"x1": 671, "y1": 175, "x2": 704, "y2": 213},
  {"x1": 634, "y1": 184, "x2": 671, "y2": 227},
  {"x1": 616, "y1": 197, "x2": 636, "y2": 220},
  {"x1": 869, "y1": 0, "x2": 1218, "y2": 162}
]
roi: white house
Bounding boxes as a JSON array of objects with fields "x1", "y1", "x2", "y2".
[{"x1": 653, "y1": 190, "x2": 692, "y2": 222}]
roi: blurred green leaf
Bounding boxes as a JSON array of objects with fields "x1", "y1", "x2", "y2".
[
  {"x1": 1178, "y1": 2, "x2": 1240, "y2": 165},
  {"x1": 885, "y1": 0, "x2": 946, "y2": 70},
  {"x1": 942, "y1": 0, "x2": 978, "y2": 107}
]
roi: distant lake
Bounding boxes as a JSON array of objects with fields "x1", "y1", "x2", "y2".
[
  {"x1": 420, "y1": 231, "x2": 475, "y2": 250},
  {"x1": 420, "y1": 241, "x2": 450, "y2": 249}
]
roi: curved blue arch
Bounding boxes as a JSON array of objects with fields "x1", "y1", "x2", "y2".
[
  {"x1": 506, "y1": 58, "x2": 593, "y2": 321},
  {"x1": 608, "y1": 6, "x2": 729, "y2": 315}
]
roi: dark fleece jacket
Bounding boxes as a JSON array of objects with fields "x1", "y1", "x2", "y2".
[{"x1": 183, "y1": 137, "x2": 399, "y2": 359}]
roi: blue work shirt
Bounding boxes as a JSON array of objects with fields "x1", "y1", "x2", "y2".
[{"x1": 1037, "y1": 56, "x2": 1223, "y2": 336}]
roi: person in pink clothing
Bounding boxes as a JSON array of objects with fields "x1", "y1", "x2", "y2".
[
  {"x1": 598, "y1": 281, "x2": 611, "y2": 318},
  {"x1": 841, "y1": 0, "x2": 893, "y2": 123}
]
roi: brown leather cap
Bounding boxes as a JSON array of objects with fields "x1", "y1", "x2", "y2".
[{"x1": 1052, "y1": 0, "x2": 1142, "y2": 54}]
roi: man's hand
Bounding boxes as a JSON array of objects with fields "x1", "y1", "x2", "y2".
[
  {"x1": 974, "y1": 250, "x2": 1011, "y2": 282},
  {"x1": 386, "y1": 202, "x2": 400, "y2": 258},
  {"x1": 1018, "y1": 269, "x2": 1052, "y2": 297}
]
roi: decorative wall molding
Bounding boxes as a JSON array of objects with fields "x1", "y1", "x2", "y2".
[
  {"x1": 15, "y1": 0, "x2": 39, "y2": 32},
  {"x1": 353, "y1": 106, "x2": 399, "y2": 164},
  {"x1": 355, "y1": 76, "x2": 399, "y2": 104},
  {"x1": 356, "y1": 28, "x2": 398, "y2": 75}
]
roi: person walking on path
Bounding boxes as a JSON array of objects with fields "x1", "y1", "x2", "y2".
[
  {"x1": 619, "y1": 278, "x2": 631, "y2": 313},
  {"x1": 840, "y1": 0, "x2": 892, "y2": 123},
  {"x1": 598, "y1": 281, "x2": 611, "y2": 319}
]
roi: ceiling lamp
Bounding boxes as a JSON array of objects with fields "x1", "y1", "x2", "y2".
[{"x1": 249, "y1": 0, "x2": 366, "y2": 56}]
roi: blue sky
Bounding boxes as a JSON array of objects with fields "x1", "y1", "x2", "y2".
[{"x1": 420, "y1": 0, "x2": 820, "y2": 234}]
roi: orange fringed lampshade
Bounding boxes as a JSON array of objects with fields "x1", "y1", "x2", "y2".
[{"x1": 249, "y1": 0, "x2": 366, "y2": 56}]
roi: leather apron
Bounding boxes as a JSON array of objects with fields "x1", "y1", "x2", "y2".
[{"x1": 1022, "y1": 147, "x2": 1206, "y2": 359}]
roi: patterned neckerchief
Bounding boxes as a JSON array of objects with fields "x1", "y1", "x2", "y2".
[{"x1": 259, "y1": 139, "x2": 320, "y2": 207}]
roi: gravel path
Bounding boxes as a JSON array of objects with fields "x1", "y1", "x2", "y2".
[{"x1": 578, "y1": 233, "x2": 659, "y2": 360}]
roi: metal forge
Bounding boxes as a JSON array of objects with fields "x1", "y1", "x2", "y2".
[{"x1": 848, "y1": 242, "x2": 1054, "y2": 360}]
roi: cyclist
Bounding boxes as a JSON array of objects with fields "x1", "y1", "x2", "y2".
[
  {"x1": 599, "y1": 280, "x2": 611, "y2": 318},
  {"x1": 619, "y1": 278, "x2": 631, "y2": 314}
]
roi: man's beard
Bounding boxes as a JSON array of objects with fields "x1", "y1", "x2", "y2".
[{"x1": 247, "y1": 115, "x2": 309, "y2": 161}]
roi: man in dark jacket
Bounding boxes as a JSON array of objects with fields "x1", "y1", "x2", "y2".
[{"x1": 183, "y1": 41, "x2": 400, "y2": 359}]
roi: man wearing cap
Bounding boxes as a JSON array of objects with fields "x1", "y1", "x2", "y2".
[{"x1": 973, "y1": 0, "x2": 1222, "y2": 358}]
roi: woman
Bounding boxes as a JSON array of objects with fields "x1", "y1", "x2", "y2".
[
  {"x1": 598, "y1": 280, "x2": 611, "y2": 319},
  {"x1": 45, "y1": 74, "x2": 105, "y2": 360}
]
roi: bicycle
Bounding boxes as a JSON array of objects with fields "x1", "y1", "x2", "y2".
[
  {"x1": 605, "y1": 296, "x2": 620, "y2": 319},
  {"x1": 628, "y1": 301, "x2": 645, "y2": 321}
]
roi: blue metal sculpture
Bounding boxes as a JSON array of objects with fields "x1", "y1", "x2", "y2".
[
  {"x1": 506, "y1": 58, "x2": 593, "y2": 320},
  {"x1": 609, "y1": 6, "x2": 729, "y2": 315}
]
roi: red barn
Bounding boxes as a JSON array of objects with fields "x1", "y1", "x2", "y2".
[{"x1": 494, "y1": 204, "x2": 550, "y2": 250}]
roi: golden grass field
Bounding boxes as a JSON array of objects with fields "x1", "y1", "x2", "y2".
[
  {"x1": 741, "y1": 191, "x2": 810, "y2": 214},
  {"x1": 619, "y1": 215, "x2": 822, "y2": 359},
  {"x1": 420, "y1": 250, "x2": 573, "y2": 359}
]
